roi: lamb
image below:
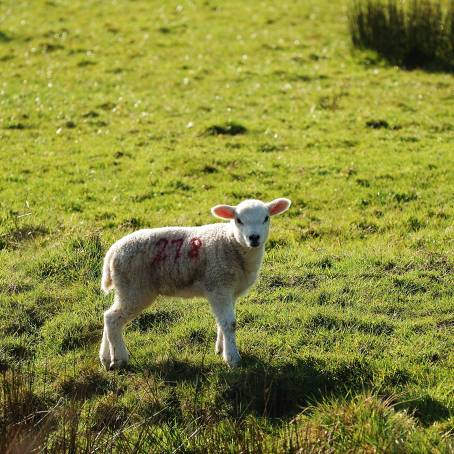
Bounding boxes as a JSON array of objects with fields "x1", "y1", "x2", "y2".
[{"x1": 99, "y1": 197, "x2": 291, "y2": 369}]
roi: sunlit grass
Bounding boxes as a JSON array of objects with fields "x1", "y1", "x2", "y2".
[{"x1": 0, "y1": 0, "x2": 453, "y2": 451}]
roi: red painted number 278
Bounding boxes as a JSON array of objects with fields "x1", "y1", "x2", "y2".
[{"x1": 151, "y1": 237, "x2": 202, "y2": 265}]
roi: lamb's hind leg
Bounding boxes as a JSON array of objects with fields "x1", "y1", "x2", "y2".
[
  {"x1": 99, "y1": 329, "x2": 110, "y2": 369},
  {"x1": 102, "y1": 290, "x2": 153, "y2": 370},
  {"x1": 215, "y1": 325, "x2": 224, "y2": 355}
]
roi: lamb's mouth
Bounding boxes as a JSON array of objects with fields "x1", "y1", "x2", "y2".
[{"x1": 249, "y1": 241, "x2": 261, "y2": 248}]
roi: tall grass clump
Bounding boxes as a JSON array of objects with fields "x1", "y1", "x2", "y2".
[{"x1": 349, "y1": 0, "x2": 454, "y2": 71}]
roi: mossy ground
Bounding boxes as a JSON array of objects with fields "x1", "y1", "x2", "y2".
[{"x1": 0, "y1": 0, "x2": 453, "y2": 452}]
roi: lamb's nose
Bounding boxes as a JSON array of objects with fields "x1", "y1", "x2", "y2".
[{"x1": 249, "y1": 234, "x2": 260, "y2": 245}]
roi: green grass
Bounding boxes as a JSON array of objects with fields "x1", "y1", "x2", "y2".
[{"x1": 0, "y1": 0, "x2": 453, "y2": 451}]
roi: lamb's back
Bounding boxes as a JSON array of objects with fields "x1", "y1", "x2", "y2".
[{"x1": 110, "y1": 224, "x2": 239, "y2": 296}]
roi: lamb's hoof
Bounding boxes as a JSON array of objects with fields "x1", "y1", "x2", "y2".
[
  {"x1": 224, "y1": 353, "x2": 241, "y2": 368},
  {"x1": 109, "y1": 359, "x2": 129, "y2": 370},
  {"x1": 215, "y1": 346, "x2": 223, "y2": 355},
  {"x1": 100, "y1": 356, "x2": 111, "y2": 370}
]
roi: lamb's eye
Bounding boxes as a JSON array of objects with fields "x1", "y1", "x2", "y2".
[
  {"x1": 236, "y1": 217, "x2": 243, "y2": 225},
  {"x1": 264, "y1": 215, "x2": 269, "y2": 223}
]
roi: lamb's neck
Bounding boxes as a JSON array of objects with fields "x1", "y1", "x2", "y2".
[
  {"x1": 222, "y1": 223, "x2": 265, "y2": 273},
  {"x1": 240, "y1": 245, "x2": 265, "y2": 274}
]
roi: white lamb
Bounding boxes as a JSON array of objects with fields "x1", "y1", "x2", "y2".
[{"x1": 99, "y1": 198, "x2": 291, "y2": 369}]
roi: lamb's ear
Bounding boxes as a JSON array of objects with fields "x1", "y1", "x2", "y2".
[
  {"x1": 266, "y1": 198, "x2": 291, "y2": 216},
  {"x1": 211, "y1": 204, "x2": 236, "y2": 219}
]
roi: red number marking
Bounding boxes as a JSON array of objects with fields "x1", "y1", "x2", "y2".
[
  {"x1": 152, "y1": 237, "x2": 202, "y2": 265},
  {"x1": 171, "y1": 238, "x2": 184, "y2": 262},
  {"x1": 188, "y1": 237, "x2": 202, "y2": 259},
  {"x1": 151, "y1": 238, "x2": 168, "y2": 265}
]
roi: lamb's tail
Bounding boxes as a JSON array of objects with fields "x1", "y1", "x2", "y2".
[{"x1": 101, "y1": 247, "x2": 115, "y2": 294}]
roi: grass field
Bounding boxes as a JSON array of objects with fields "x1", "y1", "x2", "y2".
[{"x1": 0, "y1": 0, "x2": 453, "y2": 451}]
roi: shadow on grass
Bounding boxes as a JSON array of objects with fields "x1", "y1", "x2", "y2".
[
  {"x1": 396, "y1": 395, "x2": 451, "y2": 426},
  {"x1": 58, "y1": 370, "x2": 114, "y2": 400},
  {"x1": 142, "y1": 358, "x2": 211, "y2": 383},
  {"x1": 139, "y1": 353, "x2": 374, "y2": 419},
  {"x1": 222, "y1": 354, "x2": 374, "y2": 418},
  {"x1": 131, "y1": 310, "x2": 181, "y2": 332}
]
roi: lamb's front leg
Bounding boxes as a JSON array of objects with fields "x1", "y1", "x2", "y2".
[{"x1": 208, "y1": 292, "x2": 241, "y2": 367}]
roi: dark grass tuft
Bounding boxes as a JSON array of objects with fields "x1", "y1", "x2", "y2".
[
  {"x1": 0, "y1": 31, "x2": 12, "y2": 43},
  {"x1": 436, "y1": 317, "x2": 454, "y2": 330},
  {"x1": 407, "y1": 216, "x2": 423, "y2": 231},
  {"x1": 260, "y1": 273, "x2": 321, "y2": 291},
  {"x1": 349, "y1": 0, "x2": 454, "y2": 71},
  {"x1": 393, "y1": 191, "x2": 418, "y2": 203},
  {"x1": 188, "y1": 328, "x2": 208, "y2": 345},
  {"x1": 118, "y1": 216, "x2": 144, "y2": 230},
  {"x1": 267, "y1": 238, "x2": 290, "y2": 249},
  {"x1": 81, "y1": 110, "x2": 99, "y2": 118},
  {"x1": 312, "y1": 256, "x2": 334, "y2": 269},
  {"x1": 381, "y1": 368, "x2": 412, "y2": 387},
  {"x1": 366, "y1": 119, "x2": 389, "y2": 129},
  {"x1": 58, "y1": 369, "x2": 112, "y2": 400},
  {"x1": 366, "y1": 119, "x2": 391, "y2": 129},
  {"x1": 201, "y1": 164, "x2": 219, "y2": 173},
  {"x1": 203, "y1": 121, "x2": 248, "y2": 136},
  {"x1": 64, "y1": 120, "x2": 76, "y2": 128},
  {"x1": 0, "y1": 224, "x2": 48, "y2": 250},
  {"x1": 393, "y1": 276, "x2": 427, "y2": 294},
  {"x1": 5, "y1": 123, "x2": 31, "y2": 130},
  {"x1": 355, "y1": 220, "x2": 379, "y2": 236},
  {"x1": 0, "y1": 283, "x2": 33, "y2": 295},
  {"x1": 0, "y1": 339, "x2": 34, "y2": 363},
  {"x1": 257, "y1": 143, "x2": 280, "y2": 152}
]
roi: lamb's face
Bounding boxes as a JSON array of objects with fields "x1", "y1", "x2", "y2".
[
  {"x1": 211, "y1": 198, "x2": 292, "y2": 249},
  {"x1": 232, "y1": 200, "x2": 270, "y2": 248}
]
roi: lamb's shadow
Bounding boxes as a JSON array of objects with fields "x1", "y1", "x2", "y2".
[
  {"x1": 221, "y1": 354, "x2": 373, "y2": 418},
  {"x1": 141, "y1": 358, "x2": 211, "y2": 383},
  {"x1": 141, "y1": 353, "x2": 374, "y2": 419}
]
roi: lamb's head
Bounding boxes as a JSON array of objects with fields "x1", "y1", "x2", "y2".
[{"x1": 211, "y1": 198, "x2": 291, "y2": 248}]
